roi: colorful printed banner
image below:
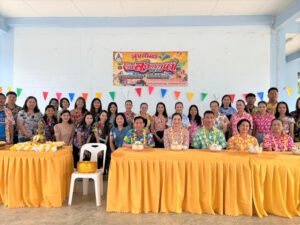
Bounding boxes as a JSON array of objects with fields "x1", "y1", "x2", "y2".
[{"x1": 113, "y1": 51, "x2": 188, "y2": 86}]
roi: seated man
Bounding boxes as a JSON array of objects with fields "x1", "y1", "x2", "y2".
[
  {"x1": 123, "y1": 116, "x2": 155, "y2": 148},
  {"x1": 192, "y1": 110, "x2": 226, "y2": 149}
]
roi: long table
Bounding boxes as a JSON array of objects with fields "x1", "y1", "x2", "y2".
[
  {"x1": 0, "y1": 146, "x2": 74, "y2": 208},
  {"x1": 107, "y1": 148, "x2": 300, "y2": 218}
]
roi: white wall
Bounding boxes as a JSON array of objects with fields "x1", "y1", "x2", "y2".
[{"x1": 13, "y1": 26, "x2": 271, "y2": 115}]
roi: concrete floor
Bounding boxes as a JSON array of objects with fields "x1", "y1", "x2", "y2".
[{"x1": 1, "y1": 180, "x2": 300, "y2": 225}]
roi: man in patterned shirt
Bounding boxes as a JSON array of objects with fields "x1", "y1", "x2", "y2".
[{"x1": 192, "y1": 111, "x2": 226, "y2": 149}]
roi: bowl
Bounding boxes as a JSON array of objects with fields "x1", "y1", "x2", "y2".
[
  {"x1": 209, "y1": 144, "x2": 222, "y2": 152},
  {"x1": 248, "y1": 146, "x2": 263, "y2": 154},
  {"x1": 292, "y1": 147, "x2": 300, "y2": 155}
]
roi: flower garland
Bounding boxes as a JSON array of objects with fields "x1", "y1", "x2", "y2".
[
  {"x1": 170, "y1": 127, "x2": 183, "y2": 145},
  {"x1": 131, "y1": 129, "x2": 147, "y2": 145}
]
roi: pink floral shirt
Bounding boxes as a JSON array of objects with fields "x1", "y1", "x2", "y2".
[
  {"x1": 230, "y1": 111, "x2": 253, "y2": 136},
  {"x1": 163, "y1": 127, "x2": 189, "y2": 148},
  {"x1": 151, "y1": 115, "x2": 168, "y2": 133},
  {"x1": 188, "y1": 120, "x2": 201, "y2": 145},
  {"x1": 253, "y1": 113, "x2": 275, "y2": 135},
  {"x1": 263, "y1": 132, "x2": 294, "y2": 152}
]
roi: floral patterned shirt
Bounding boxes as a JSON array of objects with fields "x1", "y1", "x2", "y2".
[
  {"x1": 188, "y1": 120, "x2": 201, "y2": 145},
  {"x1": 123, "y1": 129, "x2": 155, "y2": 147},
  {"x1": 214, "y1": 113, "x2": 229, "y2": 132},
  {"x1": 168, "y1": 113, "x2": 190, "y2": 128},
  {"x1": 73, "y1": 124, "x2": 93, "y2": 148},
  {"x1": 230, "y1": 111, "x2": 253, "y2": 136},
  {"x1": 291, "y1": 111, "x2": 300, "y2": 142},
  {"x1": 245, "y1": 105, "x2": 258, "y2": 116},
  {"x1": 219, "y1": 107, "x2": 236, "y2": 119},
  {"x1": 5, "y1": 103, "x2": 22, "y2": 131},
  {"x1": 42, "y1": 118, "x2": 57, "y2": 141},
  {"x1": 279, "y1": 116, "x2": 295, "y2": 135},
  {"x1": 151, "y1": 115, "x2": 168, "y2": 133},
  {"x1": 164, "y1": 127, "x2": 189, "y2": 148},
  {"x1": 110, "y1": 126, "x2": 130, "y2": 148},
  {"x1": 17, "y1": 110, "x2": 43, "y2": 139},
  {"x1": 192, "y1": 127, "x2": 226, "y2": 149},
  {"x1": 70, "y1": 109, "x2": 86, "y2": 126},
  {"x1": 253, "y1": 113, "x2": 275, "y2": 135},
  {"x1": 124, "y1": 111, "x2": 136, "y2": 128},
  {"x1": 0, "y1": 107, "x2": 15, "y2": 143},
  {"x1": 227, "y1": 134, "x2": 258, "y2": 151},
  {"x1": 263, "y1": 132, "x2": 294, "y2": 152},
  {"x1": 267, "y1": 102, "x2": 277, "y2": 115}
]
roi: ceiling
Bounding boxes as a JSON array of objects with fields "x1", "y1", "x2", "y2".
[
  {"x1": 0, "y1": 0, "x2": 294, "y2": 17},
  {"x1": 286, "y1": 33, "x2": 300, "y2": 56}
]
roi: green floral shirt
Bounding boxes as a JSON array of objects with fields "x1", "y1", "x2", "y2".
[{"x1": 192, "y1": 127, "x2": 226, "y2": 149}]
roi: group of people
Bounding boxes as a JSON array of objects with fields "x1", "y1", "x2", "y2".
[{"x1": 0, "y1": 87, "x2": 299, "y2": 169}]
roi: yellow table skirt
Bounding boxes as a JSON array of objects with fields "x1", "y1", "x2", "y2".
[
  {"x1": 0, "y1": 146, "x2": 74, "y2": 208},
  {"x1": 107, "y1": 148, "x2": 252, "y2": 216},
  {"x1": 107, "y1": 148, "x2": 300, "y2": 218}
]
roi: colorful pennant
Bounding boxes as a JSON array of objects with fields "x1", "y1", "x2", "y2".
[
  {"x1": 287, "y1": 87, "x2": 293, "y2": 96},
  {"x1": 69, "y1": 93, "x2": 75, "y2": 102},
  {"x1": 257, "y1": 92, "x2": 264, "y2": 101},
  {"x1": 95, "y1": 92, "x2": 102, "y2": 99},
  {"x1": 56, "y1": 92, "x2": 62, "y2": 101},
  {"x1": 82, "y1": 92, "x2": 88, "y2": 101},
  {"x1": 16, "y1": 88, "x2": 22, "y2": 97},
  {"x1": 135, "y1": 87, "x2": 142, "y2": 97},
  {"x1": 174, "y1": 91, "x2": 181, "y2": 100},
  {"x1": 161, "y1": 89, "x2": 167, "y2": 98},
  {"x1": 43, "y1": 91, "x2": 48, "y2": 101},
  {"x1": 201, "y1": 92, "x2": 208, "y2": 101},
  {"x1": 228, "y1": 94, "x2": 235, "y2": 103},
  {"x1": 187, "y1": 92, "x2": 194, "y2": 101},
  {"x1": 109, "y1": 91, "x2": 116, "y2": 101},
  {"x1": 148, "y1": 86, "x2": 154, "y2": 95}
]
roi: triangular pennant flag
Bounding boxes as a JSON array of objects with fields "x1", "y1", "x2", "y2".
[
  {"x1": 287, "y1": 87, "x2": 293, "y2": 96},
  {"x1": 95, "y1": 92, "x2": 102, "y2": 99},
  {"x1": 109, "y1": 91, "x2": 116, "y2": 101},
  {"x1": 82, "y1": 93, "x2": 88, "y2": 101},
  {"x1": 228, "y1": 94, "x2": 235, "y2": 103},
  {"x1": 242, "y1": 93, "x2": 248, "y2": 100},
  {"x1": 56, "y1": 92, "x2": 62, "y2": 101},
  {"x1": 148, "y1": 86, "x2": 154, "y2": 95},
  {"x1": 16, "y1": 88, "x2": 22, "y2": 97},
  {"x1": 0, "y1": 87, "x2": 2, "y2": 93},
  {"x1": 174, "y1": 91, "x2": 181, "y2": 100},
  {"x1": 69, "y1": 93, "x2": 75, "y2": 102},
  {"x1": 161, "y1": 89, "x2": 167, "y2": 98},
  {"x1": 135, "y1": 87, "x2": 142, "y2": 97},
  {"x1": 187, "y1": 92, "x2": 194, "y2": 101},
  {"x1": 257, "y1": 92, "x2": 264, "y2": 101},
  {"x1": 43, "y1": 91, "x2": 48, "y2": 101},
  {"x1": 7, "y1": 86, "x2": 12, "y2": 91},
  {"x1": 201, "y1": 92, "x2": 208, "y2": 101}
]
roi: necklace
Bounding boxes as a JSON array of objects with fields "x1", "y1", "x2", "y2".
[
  {"x1": 131, "y1": 129, "x2": 147, "y2": 144},
  {"x1": 170, "y1": 127, "x2": 183, "y2": 145}
]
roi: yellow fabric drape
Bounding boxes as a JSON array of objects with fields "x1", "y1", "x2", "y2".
[
  {"x1": 0, "y1": 146, "x2": 74, "y2": 208},
  {"x1": 107, "y1": 148, "x2": 252, "y2": 216},
  {"x1": 107, "y1": 148, "x2": 300, "y2": 218}
]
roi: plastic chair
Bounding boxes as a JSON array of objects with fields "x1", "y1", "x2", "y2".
[{"x1": 68, "y1": 143, "x2": 107, "y2": 206}]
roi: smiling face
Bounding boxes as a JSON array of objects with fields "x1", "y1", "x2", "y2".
[
  {"x1": 116, "y1": 115, "x2": 125, "y2": 127},
  {"x1": 189, "y1": 106, "x2": 198, "y2": 118},
  {"x1": 278, "y1": 103, "x2": 287, "y2": 115},
  {"x1": 62, "y1": 99, "x2": 70, "y2": 109},
  {"x1": 140, "y1": 104, "x2": 148, "y2": 114},
  {"x1": 0, "y1": 95, "x2": 5, "y2": 107},
  {"x1": 268, "y1": 90, "x2": 278, "y2": 102},
  {"x1": 210, "y1": 102, "x2": 219, "y2": 113},
  {"x1": 110, "y1": 104, "x2": 117, "y2": 114},
  {"x1": 246, "y1": 96, "x2": 256, "y2": 105},
  {"x1": 27, "y1": 98, "x2": 37, "y2": 111},
  {"x1": 271, "y1": 120, "x2": 283, "y2": 134},
  {"x1": 134, "y1": 118, "x2": 145, "y2": 132},
  {"x1": 204, "y1": 113, "x2": 215, "y2": 129},
  {"x1": 46, "y1": 107, "x2": 55, "y2": 118},
  {"x1": 76, "y1": 99, "x2": 84, "y2": 109},
  {"x1": 238, "y1": 121, "x2": 250, "y2": 135},
  {"x1": 93, "y1": 100, "x2": 101, "y2": 110},
  {"x1": 61, "y1": 112, "x2": 71, "y2": 123},
  {"x1": 236, "y1": 101, "x2": 245, "y2": 112},
  {"x1": 175, "y1": 103, "x2": 183, "y2": 114},
  {"x1": 172, "y1": 115, "x2": 182, "y2": 128},
  {"x1": 222, "y1": 96, "x2": 231, "y2": 108},
  {"x1": 157, "y1": 104, "x2": 165, "y2": 114},
  {"x1": 6, "y1": 94, "x2": 16, "y2": 105},
  {"x1": 99, "y1": 112, "x2": 108, "y2": 123},
  {"x1": 125, "y1": 101, "x2": 133, "y2": 111},
  {"x1": 258, "y1": 103, "x2": 267, "y2": 114},
  {"x1": 85, "y1": 115, "x2": 94, "y2": 126}
]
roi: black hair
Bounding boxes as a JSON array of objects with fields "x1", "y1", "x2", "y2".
[
  {"x1": 210, "y1": 100, "x2": 219, "y2": 107},
  {"x1": 140, "y1": 102, "x2": 148, "y2": 108},
  {"x1": 107, "y1": 102, "x2": 118, "y2": 119},
  {"x1": 275, "y1": 101, "x2": 291, "y2": 118},
  {"x1": 134, "y1": 116, "x2": 147, "y2": 127},
  {"x1": 125, "y1": 100, "x2": 133, "y2": 105},
  {"x1": 154, "y1": 102, "x2": 168, "y2": 118},
  {"x1": 43, "y1": 105, "x2": 57, "y2": 124},
  {"x1": 0, "y1": 93, "x2": 5, "y2": 98},
  {"x1": 220, "y1": 95, "x2": 232, "y2": 108},
  {"x1": 5, "y1": 91, "x2": 17, "y2": 97},
  {"x1": 113, "y1": 112, "x2": 128, "y2": 128},
  {"x1": 268, "y1": 87, "x2": 278, "y2": 94},
  {"x1": 188, "y1": 105, "x2": 202, "y2": 126},
  {"x1": 271, "y1": 118, "x2": 283, "y2": 126},
  {"x1": 80, "y1": 112, "x2": 95, "y2": 131},
  {"x1": 22, "y1": 96, "x2": 40, "y2": 113},
  {"x1": 175, "y1": 101, "x2": 183, "y2": 109},
  {"x1": 237, "y1": 119, "x2": 251, "y2": 132},
  {"x1": 172, "y1": 112, "x2": 182, "y2": 120},
  {"x1": 59, "y1": 110, "x2": 72, "y2": 124},
  {"x1": 59, "y1": 97, "x2": 70, "y2": 109},
  {"x1": 90, "y1": 98, "x2": 102, "y2": 118},
  {"x1": 295, "y1": 97, "x2": 300, "y2": 113},
  {"x1": 49, "y1": 98, "x2": 59, "y2": 111},
  {"x1": 258, "y1": 101, "x2": 267, "y2": 107},
  {"x1": 203, "y1": 110, "x2": 214, "y2": 117},
  {"x1": 97, "y1": 110, "x2": 110, "y2": 136},
  {"x1": 74, "y1": 97, "x2": 87, "y2": 114},
  {"x1": 246, "y1": 93, "x2": 256, "y2": 99}
]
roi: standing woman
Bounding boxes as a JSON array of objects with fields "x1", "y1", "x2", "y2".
[
  {"x1": 164, "y1": 113, "x2": 189, "y2": 149},
  {"x1": 70, "y1": 97, "x2": 88, "y2": 126},
  {"x1": 90, "y1": 98, "x2": 102, "y2": 122},
  {"x1": 57, "y1": 97, "x2": 70, "y2": 120},
  {"x1": 110, "y1": 113, "x2": 129, "y2": 152},
  {"x1": 210, "y1": 101, "x2": 229, "y2": 133},
  {"x1": 219, "y1": 95, "x2": 236, "y2": 120},
  {"x1": 188, "y1": 105, "x2": 202, "y2": 148},
  {"x1": 73, "y1": 112, "x2": 94, "y2": 168},
  {"x1": 290, "y1": 97, "x2": 300, "y2": 142},
  {"x1": 138, "y1": 103, "x2": 152, "y2": 131},
  {"x1": 41, "y1": 105, "x2": 57, "y2": 141},
  {"x1": 49, "y1": 98, "x2": 59, "y2": 112},
  {"x1": 54, "y1": 110, "x2": 74, "y2": 145},
  {"x1": 230, "y1": 99, "x2": 253, "y2": 136},
  {"x1": 17, "y1": 96, "x2": 43, "y2": 143},
  {"x1": 275, "y1": 101, "x2": 295, "y2": 139},
  {"x1": 124, "y1": 100, "x2": 136, "y2": 128},
  {"x1": 107, "y1": 102, "x2": 118, "y2": 129},
  {"x1": 252, "y1": 101, "x2": 275, "y2": 144},
  {"x1": 151, "y1": 102, "x2": 168, "y2": 148},
  {"x1": 93, "y1": 110, "x2": 109, "y2": 144}
]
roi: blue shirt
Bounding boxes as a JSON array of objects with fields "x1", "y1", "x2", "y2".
[
  {"x1": 0, "y1": 111, "x2": 6, "y2": 141},
  {"x1": 110, "y1": 126, "x2": 130, "y2": 148}
]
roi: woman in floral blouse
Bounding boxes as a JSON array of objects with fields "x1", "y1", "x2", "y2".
[
  {"x1": 253, "y1": 101, "x2": 275, "y2": 144},
  {"x1": 263, "y1": 119, "x2": 294, "y2": 152},
  {"x1": 275, "y1": 101, "x2": 295, "y2": 139},
  {"x1": 227, "y1": 119, "x2": 258, "y2": 151},
  {"x1": 41, "y1": 105, "x2": 57, "y2": 141},
  {"x1": 188, "y1": 105, "x2": 202, "y2": 148},
  {"x1": 92, "y1": 110, "x2": 109, "y2": 144},
  {"x1": 151, "y1": 102, "x2": 168, "y2": 148},
  {"x1": 90, "y1": 98, "x2": 102, "y2": 122},
  {"x1": 70, "y1": 97, "x2": 88, "y2": 126},
  {"x1": 219, "y1": 95, "x2": 236, "y2": 120},
  {"x1": 164, "y1": 113, "x2": 189, "y2": 149},
  {"x1": 210, "y1": 101, "x2": 229, "y2": 133},
  {"x1": 0, "y1": 93, "x2": 14, "y2": 143}
]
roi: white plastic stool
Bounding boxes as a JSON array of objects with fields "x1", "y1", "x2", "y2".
[{"x1": 68, "y1": 143, "x2": 107, "y2": 206}]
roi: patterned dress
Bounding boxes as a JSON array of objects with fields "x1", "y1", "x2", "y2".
[
  {"x1": 263, "y1": 132, "x2": 294, "y2": 152},
  {"x1": 230, "y1": 111, "x2": 253, "y2": 136},
  {"x1": 253, "y1": 112, "x2": 275, "y2": 144},
  {"x1": 164, "y1": 127, "x2": 189, "y2": 148}
]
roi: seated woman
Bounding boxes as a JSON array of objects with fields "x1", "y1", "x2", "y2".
[
  {"x1": 110, "y1": 113, "x2": 130, "y2": 152},
  {"x1": 54, "y1": 110, "x2": 74, "y2": 145},
  {"x1": 123, "y1": 116, "x2": 155, "y2": 148},
  {"x1": 227, "y1": 119, "x2": 258, "y2": 151},
  {"x1": 164, "y1": 113, "x2": 189, "y2": 149},
  {"x1": 263, "y1": 119, "x2": 294, "y2": 152}
]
